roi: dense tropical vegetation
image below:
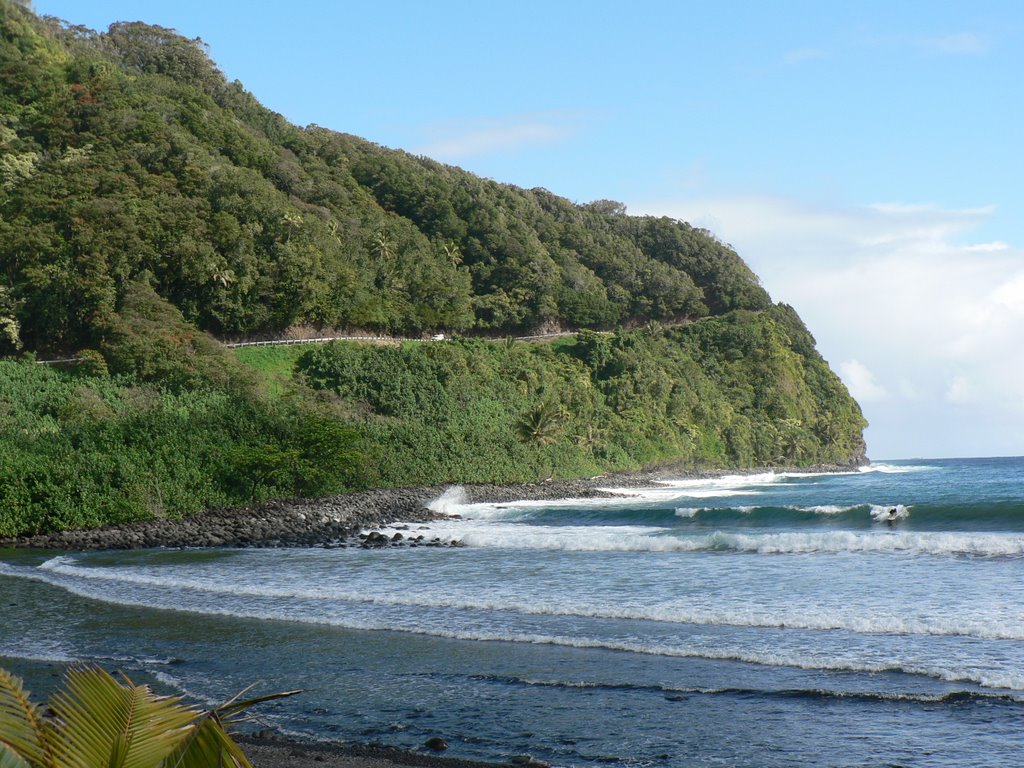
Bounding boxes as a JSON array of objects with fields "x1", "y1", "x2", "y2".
[
  {"x1": 297, "y1": 308, "x2": 865, "y2": 487},
  {"x1": 0, "y1": 1, "x2": 768, "y2": 350},
  {"x1": 0, "y1": 1, "x2": 866, "y2": 537}
]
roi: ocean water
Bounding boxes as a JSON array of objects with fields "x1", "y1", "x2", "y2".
[{"x1": 2, "y1": 457, "x2": 1024, "y2": 767}]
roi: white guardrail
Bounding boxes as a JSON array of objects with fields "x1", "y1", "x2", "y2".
[
  {"x1": 223, "y1": 332, "x2": 578, "y2": 348},
  {"x1": 224, "y1": 336, "x2": 414, "y2": 347},
  {"x1": 35, "y1": 332, "x2": 581, "y2": 363}
]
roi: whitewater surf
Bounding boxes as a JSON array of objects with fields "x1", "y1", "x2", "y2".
[{"x1": 3, "y1": 458, "x2": 1023, "y2": 767}]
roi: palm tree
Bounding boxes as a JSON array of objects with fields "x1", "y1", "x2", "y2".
[
  {"x1": 372, "y1": 231, "x2": 395, "y2": 261},
  {"x1": 440, "y1": 241, "x2": 461, "y2": 267},
  {"x1": 573, "y1": 422, "x2": 607, "y2": 450},
  {"x1": 281, "y1": 212, "x2": 303, "y2": 244},
  {"x1": 0, "y1": 665, "x2": 299, "y2": 768},
  {"x1": 642, "y1": 320, "x2": 664, "y2": 338},
  {"x1": 210, "y1": 265, "x2": 236, "y2": 288},
  {"x1": 515, "y1": 400, "x2": 565, "y2": 446}
]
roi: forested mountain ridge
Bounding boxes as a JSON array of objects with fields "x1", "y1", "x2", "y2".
[
  {"x1": 0, "y1": 1, "x2": 768, "y2": 350},
  {"x1": 0, "y1": 2, "x2": 867, "y2": 537}
]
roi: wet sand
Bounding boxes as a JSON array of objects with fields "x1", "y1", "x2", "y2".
[{"x1": 238, "y1": 735, "x2": 518, "y2": 768}]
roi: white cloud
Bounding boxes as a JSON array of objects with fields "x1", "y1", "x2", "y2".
[
  {"x1": 946, "y1": 375, "x2": 972, "y2": 404},
  {"x1": 965, "y1": 241, "x2": 1010, "y2": 252},
  {"x1": 839, "y1": 360, "x2": 889, "y2": 402},
  {"x1": 628, "y1": 193, "x2": 1024, "y2": 457},
  {"x1": 414, "y1": 113, "x2": 579, "y2": 160}
]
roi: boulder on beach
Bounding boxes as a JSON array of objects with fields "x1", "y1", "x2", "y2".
[{"x1": 423, "y1": 737, "x2": 448, "y2": 751}]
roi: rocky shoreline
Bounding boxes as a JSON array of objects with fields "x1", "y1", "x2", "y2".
[
  {"x1": 0, "y1": 465, "x2": 861, "y2": 551},
  {"x1": 0, "y1": 478, "x2": 626, "y2": 551}
]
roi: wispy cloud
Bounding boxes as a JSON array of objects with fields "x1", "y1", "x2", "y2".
[
  {"x1": 839, "y1": 360, "x2": 889, "y2": 402},
  {"x1": 965, "y1": 241, "x2": 1009, "y2": 252},
  {"x1": 920, "y1": 32, "x2": 988, "y2": 55},
  {"x1": 628, "y1": 193, "x2": 1024, "y2": 456},
  {"x1": 783, "y1": 47, "x2": 827, "y2": 65},
  {"x1": 849, "y1": 29, "x2": 991, "y2": 60},
  {"x1": 414, "y1": 113, "x2": 580, "y2": 160}
]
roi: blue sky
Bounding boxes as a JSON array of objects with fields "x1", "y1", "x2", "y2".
[{"x1": 32, "y1": 0, "x2": 1024, "y2": 460}]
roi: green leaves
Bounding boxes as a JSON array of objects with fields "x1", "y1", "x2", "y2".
[
  {"x1": 0, "y1": 746, "x2": 32, "y2": 768},
  {"x1": 516, "y1": 400, "x2": 566, "y2": 446},
  {"x1": 295, "y1": 317, "x2": 866, "y2": 487},
  {"x1": 5, "y1": 0, "x2": 774, "y2": 345},
  {"x1": 0, "y1": 668, "x2": 52, "y2": 768},
  {"x1": 0, "y1": 356, "x2": 367, "y2": 537},
  {"x1": 48, "y1": 667, "x2": 196, "y2": 768},
  {"x1": 0, "y1": 666, "x2": 300, "y2": 768}
]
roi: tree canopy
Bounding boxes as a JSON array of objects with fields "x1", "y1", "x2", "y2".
[{"x1": 1, "y1": 1, "x2": 770, "y2": 351}]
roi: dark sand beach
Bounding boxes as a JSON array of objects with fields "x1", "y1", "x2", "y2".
[{"x1": 238, "y1": 735, "x2": 523, "y2": 768}]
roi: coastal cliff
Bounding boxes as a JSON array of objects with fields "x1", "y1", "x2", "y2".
[{"x1": 0, "y1": 1, "x2": 865, "y2": 537}]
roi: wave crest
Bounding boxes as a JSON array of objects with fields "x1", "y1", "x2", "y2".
[{"x1": 427, "y1": 485, "x2": 469, "y2": 515}]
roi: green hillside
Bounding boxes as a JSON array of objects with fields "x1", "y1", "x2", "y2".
[
  {"x1": 0, "y1": 2, "x2": 767, "y2": 349},
  {"x1": 0, "y1": 1, "x2": 866, "y2": 537}
]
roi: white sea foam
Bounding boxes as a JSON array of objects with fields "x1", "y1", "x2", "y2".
[
  {"x1": 870, "y1": 504, "x2": 911, "y2": 521},
  {"x1": 10, "y1": 559, "x2": 1024, "y2": 691},
  {"x1": 797, "y1": 504, "x2": 859, "y2": 515},
  {"x1": 676, "y1": 504, "x2": 859, "y2": 518},
  {"x1": 27, "y1": 580, "x2": 1024, "y2": 691},
  {"x1": 433, "y1": 488, "x2": 760, "y2": 521},
  {"x1": 94, "y1": 654, "x2": 180, "y2": 667},
  {"x1": 599, "y1": 487, "x2": 759, "y2": 501},
  {"x1": 29, "y1": 555, "x2": 1024, "y2": 642},
  {"x1": 387, "y1": 520, "x2": 1024, "y2": 558},
  {"x1": 433, "y1": 468, "x2": 874, "y2": 520},
  {"x1": 675, "y1": 507, "x2": 703, "y2": 518},
  {"x1": 0, "y1": 645, "x2": 78, "y2": 664},
  {"x1": 655, "y1": 471, "x2": 794, "y2": 488},
  {"x1": 674, "y1": 505, "x2": 768, "y2": 518},
  {"x1": 0, "y1": 560, "x2": 64, "y2": 584},
  {"x1": 611, "y1": 472, "x2": 798, "y2": 499},
  {"x1": 150, "y1": 671, "x2": 223, "y2": 707},
  {"x1": 13, "y1": 562, "x2": 1024, "y2": 690},
  {"x1": 859, "y1": 463, "x2": 935, "y2": 474},
  {"x1": 673, "y1": 503, "x2": 908, "y2": 518},
  {"x1": 441, "y1": 469, "x2": 863, "y2": 520},
  {"x1": 427, "y1": 485, "x2": 469, "y2": 515}
]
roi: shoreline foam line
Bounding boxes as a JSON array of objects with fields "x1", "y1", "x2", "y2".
[
  {"x1": 24, "y1": 557, "x2": 1024, "y2": 641},
  {"x1": 5, "y1": 565, "x2": 1024, "y2": 690}
]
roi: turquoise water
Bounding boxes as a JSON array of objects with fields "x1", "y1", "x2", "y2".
[{"x1": 3, "y1": 458, "x2": 1024, "y2": 766}]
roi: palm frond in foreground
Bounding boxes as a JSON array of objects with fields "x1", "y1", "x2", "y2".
[{"x1": 0, "y1": 665, "x2": 300, "y2": 768}]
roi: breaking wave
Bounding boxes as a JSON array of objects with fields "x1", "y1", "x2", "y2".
[
  {"x1": 16, "y1": 556, "x2": 1024, "y2": 643},
  {"x1": 393, "y1": 521, "x2": 1024, "y2": 558}
]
